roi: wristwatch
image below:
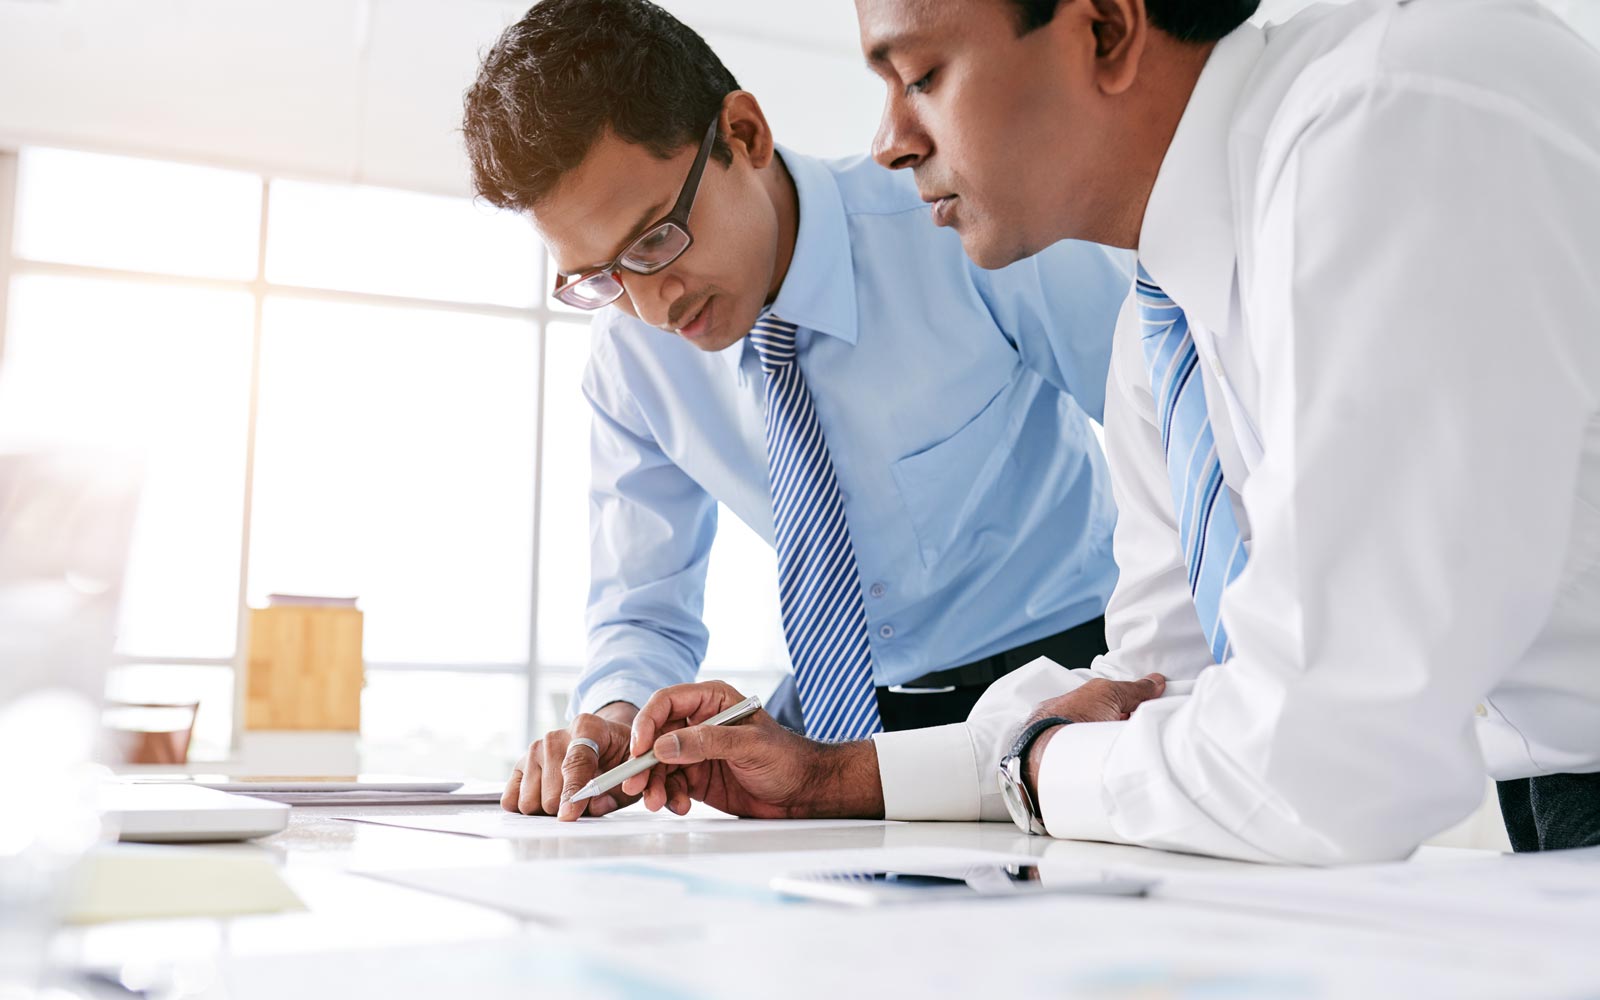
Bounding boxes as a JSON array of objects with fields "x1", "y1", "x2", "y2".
[{"x1": 997, "y1": 716, "x2": 1070, "y2": 835}]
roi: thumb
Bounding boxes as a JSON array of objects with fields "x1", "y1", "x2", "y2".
[
  {"x1": 655, "y1": 723, "x2": 759, "y2": 765},
  {"x1": 1113, "y1": 673, "x2": 1167, "y2": 713}
]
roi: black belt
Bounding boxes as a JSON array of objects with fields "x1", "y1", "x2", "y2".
[{"x1": 884, "y1": 616, "x2": 1108, "y2": 694}]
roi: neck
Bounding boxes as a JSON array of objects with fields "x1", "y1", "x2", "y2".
[
  {"x1": 1112, "y1": 38, "x2": 1216, "y2": 250},
  {"x1": 763, "y1": 152, "x2": 800, "y2": 304}
]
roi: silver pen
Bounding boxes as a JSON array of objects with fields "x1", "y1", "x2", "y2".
[{"x1": 567, "y1": 694, "x2": 763, "y2": 803}]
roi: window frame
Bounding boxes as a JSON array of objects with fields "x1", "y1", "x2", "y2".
[{"x1": 0, "y1": 149, "x2": 554, "y2": 755}]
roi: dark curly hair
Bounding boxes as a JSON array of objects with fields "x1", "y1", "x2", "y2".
[
  {"x1": 1009, "y1": 0, "x2": 1260, "y2": 42},
  {"x1": 462, "y1": 0, "x2": 739, "y2": 212}
]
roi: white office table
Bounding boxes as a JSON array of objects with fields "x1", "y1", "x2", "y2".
[{"x1": 50, "y1": 804, "x2": 1598, "y2": 999}]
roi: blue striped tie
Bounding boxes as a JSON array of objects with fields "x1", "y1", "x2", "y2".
[
  {"x1": 748, "y1": 315, "x2": 883, "y2": 741},
  {"x1": 1136, "y1": 266, "x2": 1248, "y2": 663}
]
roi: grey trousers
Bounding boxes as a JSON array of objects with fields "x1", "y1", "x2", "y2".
[{"x1": 1496, "y1": 772, "x2": 1600, "y2": 852}]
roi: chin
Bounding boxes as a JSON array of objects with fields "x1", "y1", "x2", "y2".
[{"x1": 954, "y1": 221, "x2": 1033, "y2": 271}]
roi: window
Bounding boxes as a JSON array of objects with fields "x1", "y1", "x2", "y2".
[{"x1": 0, "y1": 146, "x2": 788, "y2": 775}]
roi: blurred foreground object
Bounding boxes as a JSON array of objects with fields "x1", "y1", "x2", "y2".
[{"x1": 0, "y1": 447, "x2": 141, "y2": 995}]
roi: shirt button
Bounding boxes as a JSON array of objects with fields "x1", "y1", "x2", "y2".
[
  {"x1": 1474, "y1": 703, "x2": 1488, "y2": 718},
  {"x1": 869, "y1": 582, "x2": 886, "y2": 599},
  {"x1": 878, "y1": 624, "x2": 895, "y2": 640}
]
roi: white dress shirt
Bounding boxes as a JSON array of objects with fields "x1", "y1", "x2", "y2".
[{"x1": 874, "y1": 0, "x2": 1600, "y2": 864}]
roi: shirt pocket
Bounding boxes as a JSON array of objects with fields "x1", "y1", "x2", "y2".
[{"x1": 890, "y1": 364, "x2": 1025, "y2": 569}]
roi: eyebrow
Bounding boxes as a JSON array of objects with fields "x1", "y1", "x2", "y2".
[
  {"x1": 866, "y1": 30, "x2": 922, "y2": 67},
  {"x1": 562, "y1": 197, "x2": 671, "y2": 276}
]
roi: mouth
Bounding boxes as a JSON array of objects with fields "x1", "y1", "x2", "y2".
[
  {"x1": 924, "y1": 193, "x2": 959, "y2": 227},
  {"x1": 672, "y1": 296, "x2": 715, "y2": 341}
]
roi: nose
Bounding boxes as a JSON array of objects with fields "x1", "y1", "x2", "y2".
[
  {"x1": 871, "y1": 93, "x2": 929, "y2": 172},
  {"x1": 619, "y1": 269, "x2": 688, "y2": 330}
]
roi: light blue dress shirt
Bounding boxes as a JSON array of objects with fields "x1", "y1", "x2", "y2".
[{"x1": 573, "y1": 147, "x2": 1134, "y2": 715}]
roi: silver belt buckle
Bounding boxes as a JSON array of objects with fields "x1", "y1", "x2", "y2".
[{"x1": 886, "y1": 683, "x2": 958, "y2": 695}]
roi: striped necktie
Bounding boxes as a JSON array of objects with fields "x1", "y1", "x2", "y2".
[
  {"x1": 748, "y1": 314, "x2": 883, "y2": 741},
  {"x1": 1136, "y1": 266, "x2": 1249, "y2": 663}
]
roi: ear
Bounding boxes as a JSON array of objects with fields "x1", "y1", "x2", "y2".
[
  {"x1": 720, "y1": 91, "x2": 777, "y2": 170},
  {"x1": 1085, "y1": 0, "x2": 1148, "y2": 96}
]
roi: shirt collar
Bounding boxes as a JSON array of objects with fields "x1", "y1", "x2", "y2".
[
  {"x1": 718, "y1": 145, "x2": 859, "y2": 378},
  {"x1": 1136, "y1": 22, "x2": 1265, "y2": 333}
]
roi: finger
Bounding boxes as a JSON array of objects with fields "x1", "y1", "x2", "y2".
[
  {"x1": 621, "y1": 769, "x2": 649, "y2": 799},
  {"x1": 540, "y1": 732, "x2": 569, "y2": 816},
  {"x1": 503, "y1": 744, "x2": 531, "y2": 812},
  {"x1": 1112, "y1": 673, "x2": 1168, "y2": 714},
  {"x1": 643, "y1": 765, "x2": 668, "y2": 812},
  {"x1": 632, "y1": 681, "x2": 748, "y2": 757},
  {"x1": 501, "y1": 765, "x2": 524, "y2": 813},
  {"x1": 587, "y1": 793, "x2": 621, "y2": 817},
  {"x1": 556, "y1": 717, "x2": 608, "y2": 821},
  {"x1": 654, "y1": 721, "x2": 760, "y2": 766},
  {"x1": 518, "y1": 742, "x2": 545, "y2": 815},
  {"x1": 665, "y1": 769, "x2": 691, "y2": 816}
]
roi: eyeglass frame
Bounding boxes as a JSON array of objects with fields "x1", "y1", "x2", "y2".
[{"x1": 551, "y1": 117, "x2": 721, "y2": 310}]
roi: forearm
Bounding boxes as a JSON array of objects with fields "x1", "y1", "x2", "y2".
[{"x1": 807, "y1": 740, "x2": 885, "y2": 819}]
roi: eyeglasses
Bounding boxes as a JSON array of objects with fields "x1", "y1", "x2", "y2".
[{"x1": 552, "y1": 118, "x2": 720, "y2": 310}]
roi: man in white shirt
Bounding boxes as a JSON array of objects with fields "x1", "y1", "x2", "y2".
[{"x1": 619, "y1": 0, "x2": 1600, "y2": 863}]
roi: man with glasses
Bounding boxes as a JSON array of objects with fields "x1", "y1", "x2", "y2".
[{"x1": 462, "y1": 0, "x2": 1132, "y2": 820}]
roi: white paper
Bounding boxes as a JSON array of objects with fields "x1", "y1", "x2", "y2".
[
  {"x1": 223, "y1": 936, "x2": 690, "y2": 1000},
  {"x1": 348, "y1": 846, "x2": 1600, "y2": 999},
  {"x1": 362, "y1": 847, "x2": 1039, "y2": 932},
  {"x1": 338, "y1": 806, "x2": 895, "y2": 841},
  {"x1": 1156, "y1": 843, "x2": 1600, "y2": 946},
  {"x1": 249, "y1": 789, "x2": 503, "y2": 807}
]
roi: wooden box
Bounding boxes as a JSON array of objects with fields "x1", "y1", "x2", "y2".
[{"x1": 244, "y1": 604, "x2": 363, "y2": 731}]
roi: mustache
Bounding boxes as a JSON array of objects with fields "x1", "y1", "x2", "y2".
[{"x1": 667, "y1": 292, "x2": 712, "y2": 329}]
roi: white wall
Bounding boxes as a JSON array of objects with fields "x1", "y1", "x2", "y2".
[
  {"x1": 1, "y1": 0, "x2": 1593, "y2": 198},
  {"x1": 0, "y1": 0, "x2": 883, "y2": 196}
]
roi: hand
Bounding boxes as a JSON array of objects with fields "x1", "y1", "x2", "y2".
[
  {"x1": 625, "y1": 681, "x2": 884, "y2": 819},
  {"x1": 503, "y1": 704, "x2": 640, "y2": 822},
  {"x1": 1022, "y1": 673, "x2": 1167, "y2": 799}
]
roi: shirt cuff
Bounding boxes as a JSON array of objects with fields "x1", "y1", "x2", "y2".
[
  {"x1": 872, "y1": 722, "x2": 981, "y2": 820},
  {"x1": 571, "y1": 676, "x2": 658, "y2": 720},
  {"x1": 1037, "y1": 719, "x2": 1126, "y2": 844}
]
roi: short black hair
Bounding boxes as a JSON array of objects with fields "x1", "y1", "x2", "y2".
[
  {"x1": 463, "y1": 0, "x2": 738, "y2": 211},
  {"x1": 1009, "y1": 0, "x2": 1260, "y2": 43}
]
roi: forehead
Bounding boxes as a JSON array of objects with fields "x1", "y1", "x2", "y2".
[
  {"x1": 858, "y1": 0, "x2": 1004, "y2": 57},
  {"x1": 529, "y1": 130, "x2": 690, "y2": 272}
]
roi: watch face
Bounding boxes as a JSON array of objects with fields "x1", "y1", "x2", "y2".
[{"x1": 997, "y1": 756, "x2": 1033, "y2": 832}]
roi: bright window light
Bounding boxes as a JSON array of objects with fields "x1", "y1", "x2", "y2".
[
  {"x1": 534, "y1": 321, "x2": 592, "y2": 668},
  {"x1": 535, "y1": 321, "x2": 787, "y2": 675},
  {"x1": 266, "y1": 179, "x2": 543, "y2": 308},
  {"x1": 13, "y1": 148, "x2": 262, "y2": 280},
  {"x1": 360, "y1": 670, "x2": 527, "y2": 780},
  {"x1": 247, "y1": 295, "x2": 539, "y2": 664},
  {"x1": 0, "y1": 275, "x2": 253, "y2": 658}
]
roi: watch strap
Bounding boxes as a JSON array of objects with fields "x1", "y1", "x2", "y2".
[{"x1": 1010, "y1": 715, "x2": 1071, "y2": 761}]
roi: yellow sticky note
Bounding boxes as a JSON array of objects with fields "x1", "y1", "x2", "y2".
[{"x1": 66, "y1": 846, "x2": 305, "y2": 925}]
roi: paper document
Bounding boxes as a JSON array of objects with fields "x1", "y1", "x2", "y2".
[
  {"x1": 67, "y1": 845, "x2": 303, "y2": 924},
  {"x1": 1157, "y1": 843, "x2": 1600, "y2": 946},
  {"x1": 364, "y1": 847, "x2": 1036, "y2": 931},
  {"x1": 224, "y1": 937, "x2": 690, "y2": 1000},
  {"x1": 357, "y1": 846, "x2": 1600, "y2": 999},
  {"x1": 258, "y1": 790, "x2": 502, "y2": 807},
  {"x1": 339, "y1": 805, "x2": 894, "y2": 841}
]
